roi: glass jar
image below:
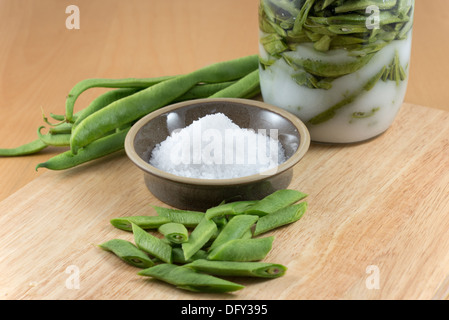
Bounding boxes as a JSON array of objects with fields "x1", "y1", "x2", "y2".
[{"x1": 258, "y1": 0, "x2": 415, "y2": 143}]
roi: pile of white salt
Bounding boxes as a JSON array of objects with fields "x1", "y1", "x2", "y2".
[{"x1": 149, "y1": 113, "x2": 286, "y2": 179}]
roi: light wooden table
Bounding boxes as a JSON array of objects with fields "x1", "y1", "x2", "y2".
[{"x1": 1, "y1": 0, "x2": 448, "y2": 300}]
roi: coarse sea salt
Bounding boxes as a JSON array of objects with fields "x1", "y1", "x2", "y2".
[{"x1": 149, "y1": 113, "x2": 286, "y2": 179}]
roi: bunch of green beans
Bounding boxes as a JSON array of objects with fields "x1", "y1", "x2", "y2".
[
  {"x1": 0, "y1": 55, "x2": 261, "y2": 170},
  {"x1": 99, "y1": 189, "x2": 308, "y2": 293}
]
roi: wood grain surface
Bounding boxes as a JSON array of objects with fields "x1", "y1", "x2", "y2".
[
  {"x1": 1, "y1": 0, "x2": 449, "y2": 300},
  {"x1": 0, "y1": 103, "x2": 448, "y2": 300}
]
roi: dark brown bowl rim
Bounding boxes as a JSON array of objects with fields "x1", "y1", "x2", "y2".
[{"x1": 125, "y1": 98, "x2": 310, "y2": 186}]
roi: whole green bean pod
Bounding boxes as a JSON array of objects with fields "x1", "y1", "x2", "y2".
[
  {"x1": 245, "y1": 189, "x2": 308, "y2": 216},
  {"x1": 209, "y1": 215, "x2": 259, "y2": 252},
  {"x1": 35, "y1": 127, "x2": 130, "y2": 171},
  {"x1": 132, "y1": 223, "x2": 172, "y2": 264},
  {"x1": 49, "y1": 113, "x2": 66, "y2": 122},
  {"x1": 98, "y1": 239, "x2": 154, "y2": 268},
  {"x1": 65, "y1": 75, "x2": 176, "y2": 122},
  {"x1": 207, "y1": 236, "x2": 274, "y2": 262},
  {"x1": 49, "y1": 122, "x2": 73, "y2": 135},
  {"x1": 110, "y1": 215, "x2": 171, "y2": 231},
  {"x1": 253, "y1": 202, "x2": 308, "y2": 236},
  {"x1": 0, "y1": 139, "x2": 47, "y2": 157},
  {"x1": 158, "y1": 222, "x2": 189, "y2": 244},
  {"x1": 73, "y1": 88, "x2": 141, "y2": 130},
  {"x1": 185, "y1": 259, "x2": 287, "y2": 278},
  {"x1": 182, "y1": 218, "x2": 217, "y2": 261},
  {"x1": 37, "y1": 126, "x2": 71, "y2": 147},
  {"x1": 172, "y1": 81, "x2": 236, "y2": 102},
  {"x1": 138, "y1": 263, "x2": 244, "y2": 293},
  {"x1": 152, "y1": 206, "x2": 205, "y2": 228},
  {"x1": 208, "y1": 69, "x2": 260, "y2": 98},
  {"x1": 69, "y1": 55, "x2": 259, "y2": 154}
]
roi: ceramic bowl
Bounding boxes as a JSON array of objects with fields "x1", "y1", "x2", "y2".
[{"x1": 125, "y1": 98, "x2": 310, "y2": 211}]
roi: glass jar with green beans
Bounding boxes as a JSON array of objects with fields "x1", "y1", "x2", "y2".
[{"x1": 258, "y1": 0, "x2": 414, "y2": 143}]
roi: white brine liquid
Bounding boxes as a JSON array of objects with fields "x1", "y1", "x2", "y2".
[{"x1": 259, "y1": 33, "x2": 412, "y2": 143}]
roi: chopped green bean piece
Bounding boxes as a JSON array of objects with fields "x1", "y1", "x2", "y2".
[
  {"x1": 292, "y1": 0, "x2": 316, "y2": 34},
  {"x1": 208, "y1": 236, "x2": 274, "y2": 262},
  {"x1": 172, "y1": 248, "x2": 208, "y2": 264},
  {"x1": 182, "y1": 218, "x2": 217, "y2": 261},
  {"x1": 314, "y1": 35, "x2": 332, "y2": 52},
  {"x1": 334, "y1": 0, "x2": 397, "y2": 14},
  {"x1": 110, "y1": 215, "x2": 171, "y2": 231},
  {"x1": 283, "y1": 51, "x2": 375, "y2": 78},
  {"x1": 0, "y1": 139, "x2": 47, "y2": 157},
  {"x1": 245, "y1": 189, "x2": 308, "y2": 216},
  {"x1": 138, "y1": 263, "x2": 244, "y2": 293},
  {"x1": 99, "y1": 239, "x2": 154, "y2": 268},
  {"x1": 158, "y1": 222, "x2": 189, "y2": 244},
  {"x1": 209, "y1": 215, "x2": 259, "y2": 252},
  {"x1": 254, "y1": 202, "x2": 307, "y2": 236},
  {"x1": 132, "y1": 223, "x2": 172, "y2": 264},
  {"x1": 205, "y1": 200, "x2": 258, "y2": 220},
  {"x1": 308, "y1": 66, "x2": 386, "y2": 125},
  {"x1": 185, "y1": 259, "x2": 287, "y2": 278},
  {"x1": 153, "y1": 206, "x2": 205, "y2": 228}
]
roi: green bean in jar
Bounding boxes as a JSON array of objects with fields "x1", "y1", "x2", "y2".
[{"x1": 258, "y1": 0, "x2": 415, "y2": 143}]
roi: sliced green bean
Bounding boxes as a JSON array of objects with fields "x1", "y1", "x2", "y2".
[
  {"x1": 172, "y1": 248, "x2": 208, "y2": 264},
  {"x1": 69, "y1": 55, "x2": 259, "y2": 154},
  {"x1": 153, "y1": 206, "x2": 205, "y2": 228},
  {"x1": 209, "y1": 215, "x2": 259, "y2": 252},
  {"x1": 158, "y1": 222, "x2": 189, "y2": 244},
  {"x1": 65, "y1": 75, "x2": 176, "y2": 122},
  {"x1": 0, "y1": 139, "x2": 47, "y2": 157},
  {"x1": 110, "y1": 215, "x2": 171, "y2": 231},
  {"x1": 208, "y1": 236, "x2": 274, "y2": 262},
  {"x1": 138, "y1": 263, "x2": 244, "y2": 293},
  {"x1": 182, "y1": 218, "x2": 217, "y2": 261},
  {"x1": 260, "y1": 33, "x2": 289, "y2": 56},
  {"x1": 35, "y1": 127, "x2": 130, "y2": 171},
  {"x1": 283, "y1": 51, "x2": 375, "y2": 78},
  {"x1": 292, "y1": 0, "x2": 315, "y2": 34},
  {"x1": 334, "y1": 0, "x2": 397, "y2": 14},
  {"x1": 98, "y1": 239, "x2": 154, "y2": 268},
  {"x1": 205, "y1": 200, "x2": 258, "y2": 220},
  {"x1": 254, "y1": 202, "x2": 307, "y2": 236},
  {"x1": 241, "y1": 228, "x2": 253, "y2": 240},
  {"x1": 245, "y1": 189, "x2": 308, "y2": 216},
  {"x1": 132, "y1": 223, "x2": 172, "y2": 264},
  {"x1": 185, "y1": 259, "x2": 287, "y2": 278},
  {"x1": 37, "y1": 126, "x2": 71, "y2": 147},
  {"x1": 308, "y1": 66, "x2": 385, "y2": 125}
]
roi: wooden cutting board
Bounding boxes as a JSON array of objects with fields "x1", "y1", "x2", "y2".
[{"x1": 1, "y1": 103, "x2": 448, "y2": 300}]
